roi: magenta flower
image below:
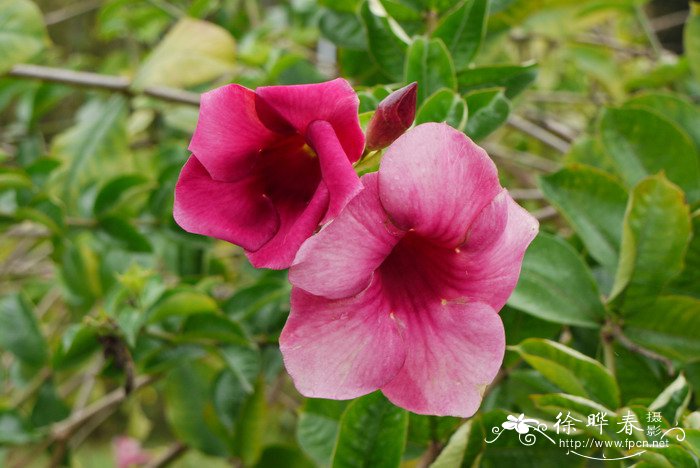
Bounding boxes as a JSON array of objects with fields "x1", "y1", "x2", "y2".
[
  {"x1": 280, "y1": 123, "x2": 538, "y2": 417},
  {"x1": 174, "y1": 79, "x2": 364, "y2": 269}
]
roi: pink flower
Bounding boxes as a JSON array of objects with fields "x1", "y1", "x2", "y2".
[
  {"x1": 280, "y1": 123, "x2": 538, "y2": 417},
  {"x1": 113, "y1": 436, "x2": 150, "y2": 468},
  {"x1": 174, "y1": 79, "x2": 364, "y2": 269}
]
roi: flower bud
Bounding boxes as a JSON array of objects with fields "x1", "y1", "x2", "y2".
[{"x1": 365, "y1": 82, "x2": 417, "y2": 151}]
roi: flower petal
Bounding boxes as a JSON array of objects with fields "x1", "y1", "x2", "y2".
[
  {"x1": 173, "y1": 156, "x2": 278, "y2": 251},
  {"x1": 280, "y1": 282, "x2": 406, "y2": 400},
  {"x1": 189, "y1": 84, "x2": 277, "y2": 182},
  {"x1": 378, "y1": 123, "x2": 501, "y2": 246},
  {"x1": 457, "y1": 191, "x2": 539, "y2": 311},
  {"x1": 255, "y1": 78, "x2": 365, "y2": 162},
  {"x1": 290, "y1": 173, "x2": 401, "y2": 299},
  {"x1": 246, "y1": 183, "x2": 330, "y2": 269},
  {"x1": 381, "y1": 301, "x2": 505, "y2": 417},
  {"x1": 307, "y1": 120, "x2": 363, "y2": 222}
]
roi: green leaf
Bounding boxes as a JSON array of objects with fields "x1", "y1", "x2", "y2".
[
  {"x1": 0, "y1": 294, "x2": 47, "y2": 367},
  {"x1": 624, "y1": 295, "x2": 700, "y2": 362},
  {"x1": 93, "y1": 174, "x2": 150, "y2": 216},
  {"x1": 625, "y1": 92, "x2": 700, "y2": 153},
  {"x1": 332, "y1": 392, "x2": 408, "y2": 468},
  {"x1": 147, "y1": 289, "x2": 219, "y2": 323},
  {"x1": 512, "y1": 338, "x2": 620, "y2": 408},
  {"x1": 254, "y1": 445, "x2": 314, "y2": 468},
  {"x1": 685, "y1": 2, "x2": 700, "y2": 82},
  {"x1": 133, "y1": 17, "x2": 236, "y2": 89},
  {"x1": 60, "y1": 236, "x2": 102, "y2": 308},
  {"x1": 218, "y1": 345, "x2": 261, "y2": 395},
  {"x1": 508, "y1": 233, "x2": 607, "y2": 328},
  {"x1": 52, "y1": 324, "x2": 100, "y2": 370},
  {"x1": 30, "y1": 382, "x2": 70, "y2": 428},
  {"x1": 165, "y1": 362, "x2": 230, "y2": 456},
  {"x1": 609, "y1": 175, "x2": 692, "y2": 311},
  {"x1": 0, "y1": 170, "x2": 32, "y2": 191},
  {"x1": 539, "y1": 165, "x2": 628, "y2": 273},
  {"x1": 668, "y1": 212, "x2": 700, "y2": 298},
  {"x1": 432, "y1": 0, "x2": 489, "y2": 69},
  {"x1": 319, "y1": 9, "x2": 367, "y2": 49},
  {"x1": 457, "y1": 63, "x2": 538, "y2": 99},
  {"x1": 320, "y1": 0, "x2": 361, "y2": 13},
  {"x1": 181, "y1": 314, "x2": 249, "y2": 345},
  {"x1": 404, "y1": 37, "x2": 457, "y2": 104},
  {"x1": 463, "y1": 88, "x2": 510, "y2": 141},
  {"x1": 599, "y1": 107, "x2": 700, "y2": 203},
  {"x1": 430, "y1": 422, "x2": 471, "y2": 468},
  {"x1": 52, "y1": 96, "x2": 129, "y2": 210},
  {"x1": 98, "y1": 216, "x2": 152, "y2": 253},
  {"x1": 233, "y1": 379, "x2": 267, "y2": 466},
  {"x1": 0, "y1": 0, "x2": 48, "y2": 74},
  {"x1": 530, "y1": 393, "x2": 616, "y2": 424},
  {"x1": 649, "y1": 374, "x2": 692, "y2": 425},
  {"x1": 360, "y1": 1, "x2": 410, "y2": 81},
  {"x1": 213, "y1": 369, "x2": 248, "y2": 434},
  {"x1": 298, "y1": 399, "x2": 347, "y2": 466},
  {"x1": 415, "y1": 88, "x2": 467, "y2": 130}
]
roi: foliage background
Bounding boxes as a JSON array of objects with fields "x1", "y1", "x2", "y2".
[{"x1": 1, "y1": 0, "x2": 699, "y2": 466}]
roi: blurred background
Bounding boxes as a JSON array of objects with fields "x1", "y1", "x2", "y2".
[{"x1": 1, "y1": 0, "x2": 699, "y2": 466}]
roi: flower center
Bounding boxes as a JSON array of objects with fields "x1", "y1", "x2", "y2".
[
  {"x1": 254, "y1": 135, "x2": 321, "y2": 203},
  {"x1": 378, "y1": 231, "x2": 466, "y2": 310}
]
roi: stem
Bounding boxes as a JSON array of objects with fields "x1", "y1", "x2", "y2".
[
  {"x1": 144, "y1": 442, "x2": 188, "y2": 468},
  {"x1": 601, "y1": 325, "x2": 616, "y2": 376},
  {"x1": 507, "y1": 115, "x2": 571, "y2": 154},
  {"x1": 6, "y1": 64, "x2": 199, "y2": 106}
]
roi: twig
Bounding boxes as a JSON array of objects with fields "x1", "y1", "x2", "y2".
[
  {"x1": 522, "y1": 112, "x2": 579, "y2": 143},
  {"x1": 484, "y1": 143, "x2": 559, "y2": 173},
  {"x1": 532, "y1": 206, "x2": 558, "y2": 221},
  {"x1": 509, "y1": 188, "x2": 545, "y2": 201},
  {"x1": 10, "y1": 367, "x2": 52, "y2": 408},
  {"x1": 7, "y1": 64, "x2": 200, "y2": 106},
  {"x1": 44, "y1": 0, "x2": 103, "y2": 26},
  {"x1": 417, "y1": 440, "x2": 442, "y2": 468},
  {"x1": 144, "y1": 0, "x2": 185, "y2": 18},
  {"x1": 610, "y1": 323, "x2": 674, "y2": 376},
  {"x1": 651, "y1": 10, "x2": 689, "y2": 32},
  {"x1": 144, "y1": 442, "x2": 188, "y2": 468},
  {"x1": 507, "y1": 115, "x2": 571, "y2": 153},
  {"x1": 574, "y1": 34, "x2": 653, "y2": 58},
  {"x1": 51, "y1": 375, "x2": 158, "y2": 442}
]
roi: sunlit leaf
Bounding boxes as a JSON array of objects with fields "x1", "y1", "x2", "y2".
[
  {"x1": 0, "y1": 0, "x2": 48, "y2": 74},
  {"x1": 133, "y1": 17, "x2": 236, "y2": 89},
  {"x1": 609, "y1": 175, "x2": 692, "y2": 312}
]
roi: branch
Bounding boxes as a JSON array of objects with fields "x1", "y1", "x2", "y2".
[
  {"x1": 6, "y1": 64, "x2": 200, "y2": 106},
  {"x1": 609, "y1": 323, "x2": 674, "y2": 376},
  {"x1": 145, "y1": 442, "x2": 188, "y2": 468},
  {"x1": 44, "y1": 0, "x2": 102, "y2": 26},
  {"x1": 507, "y1": 115, "x2": 571, "y2": 153},
  {"x1": 651, "y1": 10, "x2": 689, "y2": 32},
  {"x1": 51, "y1": 374, "x2": 158, "y2": 442}
]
